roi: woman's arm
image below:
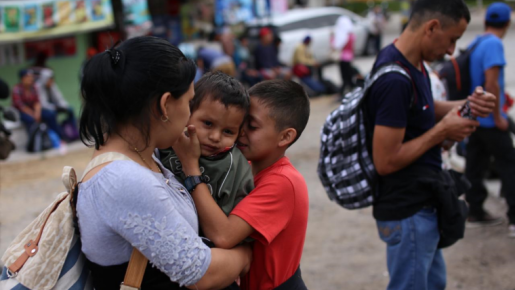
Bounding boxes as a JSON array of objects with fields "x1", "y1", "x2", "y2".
[
  {"x1": 189, "y1": 245, "x2": 251, "y2": 290},
  {"x1": 101, "y1": 162, "x2": 251, "y2": 288}
]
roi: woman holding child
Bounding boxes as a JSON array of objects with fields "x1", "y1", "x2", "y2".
[{"x1": 77, "y1": 36, "x2": 251, "y2": 289}]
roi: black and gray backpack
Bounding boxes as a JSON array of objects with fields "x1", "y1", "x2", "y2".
[{"x1": 317, "y1": 63, "x2": 413, "y2": 209}]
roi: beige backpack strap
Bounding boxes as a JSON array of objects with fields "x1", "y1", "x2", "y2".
[
  {"x1": 81, "y1": 152, "x2": 133, "y2": 181},
  {"x1": 120, "y1": 249, "x2": 149, "y2": 290}
]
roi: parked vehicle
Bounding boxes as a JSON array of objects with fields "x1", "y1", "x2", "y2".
[{"x1": 244, "y1": 7, "x2": 374, "y2": 66}]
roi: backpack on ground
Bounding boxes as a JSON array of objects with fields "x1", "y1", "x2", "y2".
[
  {"x1": 438, "y1": 36, "x2": 487, "y2": 101},
  {"x1": 61, "y1": 119, "x2": 79, "y2": 142},
  {"x1": 1, "y1": 152, "x2": 149, "y2": 290},
  {"x1": 26, "y1": 123, "x2": 55, "y2": 153},
  {"x1": 317, "y1": 63, "x2": 413, "y2": 209}
]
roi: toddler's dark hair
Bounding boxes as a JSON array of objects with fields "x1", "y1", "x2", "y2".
[{"x1": 190, "y1": 71, "x2": 249, "y2": 113}]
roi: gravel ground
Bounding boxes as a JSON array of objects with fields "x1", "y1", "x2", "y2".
[{"x1": 1, "y1": 97, "x2": 514, "y2": 289}]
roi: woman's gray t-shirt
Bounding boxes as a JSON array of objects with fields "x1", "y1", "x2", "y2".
[{"x1": 77, "y1": 158, "x2": 211, "y2": 286}]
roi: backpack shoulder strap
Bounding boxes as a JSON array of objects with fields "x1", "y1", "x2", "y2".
[
  {"x1": 80, "y1": 152, "x2": 133, "y2": 181},
  {"x1": 363, "y1": 62, "x2": 416, "y2": 108},
  {"x1": 121, "y1": 249, "x2": 148, "y2": 290},
  {"x1": 468, "y1": 34, "x2": 491, "y2": 52}
]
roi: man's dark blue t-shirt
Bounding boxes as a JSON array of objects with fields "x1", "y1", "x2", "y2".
[
  {"x1": 366, "y1": 44, "x2": 442, "y2": 221},
  {"x1": 254, "y1": 43, "x2": 279, "y2": 70}
]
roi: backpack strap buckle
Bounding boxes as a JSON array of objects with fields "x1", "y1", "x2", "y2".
[{"x1": 6, "y1": 268, "x2": 18, "y2": 278}]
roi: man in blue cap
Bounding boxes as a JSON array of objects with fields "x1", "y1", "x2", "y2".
[{"x1": 465, "y1": 2, "x2": 515, "y2": 237}]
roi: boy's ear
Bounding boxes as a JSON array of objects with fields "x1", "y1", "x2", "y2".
[{"x1": 278, "y1": 128, "x2": 297, "y2": 148}]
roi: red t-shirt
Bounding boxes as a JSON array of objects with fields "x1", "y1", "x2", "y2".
[{"x1": 231, "y1": 157, "x2": 309, "y2": 290}]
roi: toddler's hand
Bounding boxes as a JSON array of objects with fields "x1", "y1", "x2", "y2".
[{"x1": 172, "y1": 125, "x2": 201, "y2": 175}]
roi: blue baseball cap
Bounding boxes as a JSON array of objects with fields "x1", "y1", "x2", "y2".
[{"x1": 485, "y1": 2, "x2": 512, "y2": 23}]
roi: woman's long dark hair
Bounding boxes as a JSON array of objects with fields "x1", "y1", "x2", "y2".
[{"x1": 79, "y1": 36, "x2": 196, "y2": 150}]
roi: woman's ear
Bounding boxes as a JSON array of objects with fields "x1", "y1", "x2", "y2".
[
  {"x1": 159, "y1": 92, "x2": 172, "y2": 119},
  {"x1": 278, "y1": 128, "x2": 297, "y2": 148}
]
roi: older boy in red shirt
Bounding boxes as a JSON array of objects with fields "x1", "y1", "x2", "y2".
[{"x1": 175, "y1": 80, "x2": 310, "y2": 290}]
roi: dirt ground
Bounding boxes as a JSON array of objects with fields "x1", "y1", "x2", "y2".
[{"x1": 1, "y1": 96, "x2": 514, "y2": 289}]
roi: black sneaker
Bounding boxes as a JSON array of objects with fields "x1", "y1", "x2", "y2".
[{"x1": 466, "y1": 213, "x2": 504, "y2": 228}]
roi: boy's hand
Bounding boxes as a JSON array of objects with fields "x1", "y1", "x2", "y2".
[{"x1": 172, "y1": 125, "x2": 201, "y2": 176}]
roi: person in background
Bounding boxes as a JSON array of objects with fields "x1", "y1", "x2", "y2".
[
  {"x1": 235, "y1": 35, "x2": 263, "y2": 87},
  {"x1": 367, "y1": 6, "x2": 387, "y2": 54},
  {"x1": 254, "y1": 27, "x2": 291, "y2": 80},
  {"x1": 197, "y1": 46, "x2": 236, "y2": 77},
  {"x1": 333, "y1": 15, "x2": 357, "y2": 96},
  {"x1": 12, "y1": 69, "x2": 64, "y2": 142},
  {"x1": 365, "y1": 0, "x2": 496, "y2": 289},
  {"x1": 292, "y1": 36, "x2": 326, "y2": 96},
  {"x1": 220, "y1": 26, "x2": 236, "y2": 63},
  {"x1": 292, "y1": 36, "x2": 318, "y2": 74},
  {"x1": 0, "y1": 79, "x2": 8, "y2": 101},
  {"x1": 465, "y1": 2, "x2": 515, "y2": 237},
  {"x1": 30, "y1": 51, "x2": 50, "y2": 80},
  {"x1": 35, "y1": 68, "x2": 78, "y2": 141}
]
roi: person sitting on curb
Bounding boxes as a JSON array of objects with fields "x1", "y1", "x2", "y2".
[{"x1": 12, "y1": 69, "x2": 65, "y2": 146}]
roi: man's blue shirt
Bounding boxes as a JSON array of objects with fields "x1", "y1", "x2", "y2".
[{"x1": 469, "y1": 34, "x2": 507, "y2": 127}]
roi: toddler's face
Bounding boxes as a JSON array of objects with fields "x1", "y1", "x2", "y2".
[{"x1": 188, "y1": 98, "x2": 246, "y2": 156}]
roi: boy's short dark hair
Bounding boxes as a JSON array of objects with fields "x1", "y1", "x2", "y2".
[
  {"x1": 248, "y1": 80, "x2": 310, "y2": 146},
  {"x1": 191, "y1": 71, "x2": 250, "y2": 113},
  {"x1": 409, "y1": 0, "x2": 470, "y2": 30}
]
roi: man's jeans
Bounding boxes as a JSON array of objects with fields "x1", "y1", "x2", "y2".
[{"x1": 376, "y1": 208, "x2": 446, "y2": 290}]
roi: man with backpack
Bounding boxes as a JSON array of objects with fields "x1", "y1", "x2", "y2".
[
  {"x1": 364, "y1": 1, "x2": 496, "y2": 289},
  {"x1": 465, "y1": 3, "x2": 515, "y2": 236}
]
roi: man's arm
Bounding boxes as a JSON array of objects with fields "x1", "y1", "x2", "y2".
[
  {"x1": 191, "y1": 183, "x2": 255, "y2": 249},
  {"x1": 484, "y1": 66, "x2": 508, "y2": 130},
  {"x1": 373, "y1": 107, "x2": 479, "y2": 176}
]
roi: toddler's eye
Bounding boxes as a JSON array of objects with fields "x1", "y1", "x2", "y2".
[
  {"x1": 203, "y1": 121, "x2": 212, "y2": 127},
  {"x1": 224, "y1": 129, "x2": 234, "y2": 135}
]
